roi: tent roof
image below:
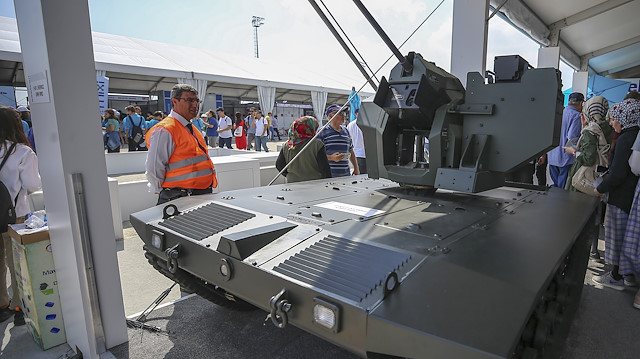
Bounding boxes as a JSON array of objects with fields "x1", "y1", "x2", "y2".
[
  {"x1": 491, "y1": 0, "x2": 640, "y2": 78},
  {"x1": 0, "y1": 16, "x2": 372, "y2": 104}
]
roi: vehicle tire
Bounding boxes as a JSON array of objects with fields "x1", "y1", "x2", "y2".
[{"x1": 144, "y1": 246, "x2": 256, "y2": 311}]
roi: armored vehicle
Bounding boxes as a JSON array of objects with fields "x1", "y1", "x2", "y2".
[{"x1": 131, "y1": 4, "x2": 599, "y2": 358}]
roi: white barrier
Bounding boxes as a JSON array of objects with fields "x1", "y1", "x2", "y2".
[
  {"x1": 29, "y1": 177, "x2": 125, "y2": 251},
  {"x1": 105, "y1": 148, "x2": 248, "y2": 175}
]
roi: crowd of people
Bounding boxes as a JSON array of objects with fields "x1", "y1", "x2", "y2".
[
  {"x1": 548, "y1": 91, "x2": 640, "y2": 311},
  {"x1": 100, "y1": 105, "x2": 287, "y2": 153}
]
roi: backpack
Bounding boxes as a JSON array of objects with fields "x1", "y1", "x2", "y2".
[
  {"x1": 0, "y1": 143, "x2": 18, "y2": 232},
  {"x1": 129, "y1": 115, "x2": 144, "y2": 145}
]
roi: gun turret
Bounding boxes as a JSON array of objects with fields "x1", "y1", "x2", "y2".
[{"x1": 359, "y1": 54, "x2": 563, "y2": 192}]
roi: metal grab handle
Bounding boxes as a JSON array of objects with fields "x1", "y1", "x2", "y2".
[{"x1": 165, "y1": 244, "x2": 180, "y2": 274}]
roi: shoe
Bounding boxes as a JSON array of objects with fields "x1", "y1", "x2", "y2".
[
  {"x1": 0, "y1": 306, "x2": 15, "y2": 323},
  {"x1": 592, "y1": 272, "x2": 625, "y2": 291},
  {"x1": 634, "y1": 289, "x2": 640, "y2": 310},
  {"x1": 624, "y1": 275, "x2": 638, "y2": 287},
  {"x1": 13, "y1": 308, "x2": 25, "y2": 326}
]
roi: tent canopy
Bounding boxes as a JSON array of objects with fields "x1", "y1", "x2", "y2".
[
  {"x1": 491, "y1": 0, "x2": 640, "y2": 79},
  {"x1": 0, "y1": 16, "x2": 373, "y2": 105}
]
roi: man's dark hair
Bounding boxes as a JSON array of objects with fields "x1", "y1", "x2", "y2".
[
  {"x1": 125, "y1": 105, "x2": 135, "y2": 113},
  {"x1": 216, "y1": 107, "x2": 225, "y2": 113},
  {"x1": 153, "y1": 111, "x2": 163, "y2": 117},
  {"x1": 171, "y1": 84, "x2": 198, "y2": 99}
]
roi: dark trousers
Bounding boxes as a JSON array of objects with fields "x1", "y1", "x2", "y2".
[
  {"x1": 273, "y1": 128, "x2": 281, "y2": 140},
  {"x1": 549, "y1": 164, "x2": 571, "y2": 188},
  {"x1": 356, "y1": 157, "x2": 367, "y2": 174},
  {"x1": 157, "y1": 187, "x2": 213, "y2": 205},
  {"x1": 128, "y1": 140, "x2": 147, "y2": 152},
  {"x1": 535, "y1": 156, "x2": 547, "y2": 186},
  {"x1": 219, "y1": 137, "x2": 232, "y2": 149}
]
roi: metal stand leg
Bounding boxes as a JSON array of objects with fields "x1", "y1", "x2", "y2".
[{"x1": 126, "y1": 282, "x2": 177, "y2": 333}]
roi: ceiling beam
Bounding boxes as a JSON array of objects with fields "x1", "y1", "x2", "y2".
[
  {"x1": 598, "y1": 58, "x2": 640, "y2": 77},
  {"x1": 205, "y1": 81, "x2": 218, "y2": 91},
  {"x1": 148, "y1": 76, "x2": 165, "y2": 92},
  {"x1": 9, "y1": 61, "x2": 19, "y2": 85},
  {"x1": 276, "y1": 89, "x2": 294, "y2": 101},
  {"x1": 581, "y1": 35, "x2": 640, "y2": 61},
  {"x1": 548, "y1": 0, "x2": 632, "y2": 31},
  {"x1": 238, "y1": 87, "x2": 255, "y2": 100}
]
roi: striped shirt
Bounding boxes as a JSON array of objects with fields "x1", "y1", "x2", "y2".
[{"x1": 318, "y1": 124, "x2": 353, "y2": 177}]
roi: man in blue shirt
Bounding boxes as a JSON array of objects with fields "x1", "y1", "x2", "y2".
[
  {"x1": 204, "y1": 110, "x2": 219, "y2": 148},
  {"x1": 317, "y1": 104, "x2": 360, "y2": 177},
  {"x1": 146, "y1": 111, "x2": 162, "y2": 129},
  {"x1": 547, "y1": 92, "x2": 584, "y2": 188},
  {"x1": 123, "y1": 105, "x2": 147, "y2": 151}
]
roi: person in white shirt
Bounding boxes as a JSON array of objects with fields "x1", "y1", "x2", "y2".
[
  {"x1": 217, "y1": 107, "x2": 233, "y2": 149},
  {"x1": 0, "y1": 106, "x2": 40, "y2": 326},
  {"x1": 346, "y1": 109, "x2": 366, "y2": 174},
  {"x1": 254, "y1": 110, "x2": 269, "y2": 152}
]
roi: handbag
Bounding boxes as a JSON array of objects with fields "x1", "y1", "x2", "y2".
[
  {"x1": 572, "y1": 165, "x2": 602, "y2": 195},
  {"x1": 234, "y1": 125, "x2": 243, "y2": 137},
  {"x1": 571, "y1": 123, "x2": 609, "y2": 196}
]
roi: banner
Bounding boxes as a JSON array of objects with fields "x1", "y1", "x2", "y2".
[
  {"x1": 0, "y1": 86, "x2": 16, "y2": 108},
  {"x1": 97, "y1": 75, "x2": 109, "y2": 114},
  {"x1": 620, "y1": 78, "x2": 640, "y2": 93}
]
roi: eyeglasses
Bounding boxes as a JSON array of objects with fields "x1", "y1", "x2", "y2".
[{"x1": 176, "y1": 97, "x2": 201, "y2": 104}]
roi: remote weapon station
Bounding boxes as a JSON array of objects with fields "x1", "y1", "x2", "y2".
[{"x1": 131, "y1": 2, "x2": 599, "y2": 358}]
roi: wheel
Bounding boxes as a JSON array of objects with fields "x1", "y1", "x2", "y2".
[{"x1": 144, "y1": 246, "x2": 256, "y2": 311}]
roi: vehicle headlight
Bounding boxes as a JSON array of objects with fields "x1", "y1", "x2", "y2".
[
  {"x1": 312, "y1": 298, "x2": 340, "y2": 333},
  {"x1": 151, "y1": 230, "x2": 165, "y2": 250}
]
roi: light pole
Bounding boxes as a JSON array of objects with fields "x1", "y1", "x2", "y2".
[{"x1": 252, "y1": 16, "x2": 265, "y2": 58}]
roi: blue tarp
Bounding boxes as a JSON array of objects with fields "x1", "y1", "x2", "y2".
[
  {"x1": 562, "y1": 75, "x2": 631, "y2": 107},
  {"x1": 588, "y1": 75, "x2": 631, "y2": 104},
  {"x1": 349, "y1": 90, "x2": 360, "y2": 123}
]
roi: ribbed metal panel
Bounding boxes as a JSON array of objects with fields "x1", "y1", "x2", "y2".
[
  {"x1": 159, "y1": 203, "x2": 255, "y2": 241},
  {"x1": 273, "y1": 235, "x2": 411, "y2": 302}
]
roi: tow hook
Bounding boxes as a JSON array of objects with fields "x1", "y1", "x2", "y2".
[
  {"x1": 266, "y1": 288, "x2": 291, "y2": 328},
  {"x1": 165, "y1": 243, "x2": 180, "y2": 274}
]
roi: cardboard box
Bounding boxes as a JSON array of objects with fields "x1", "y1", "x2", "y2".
[{"x1": 8, "y1": 224, "x2": 67, "y2": 350}]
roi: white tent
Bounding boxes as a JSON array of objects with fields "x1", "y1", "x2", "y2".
[{"x1": 0, "y1": 16, "x2": 373, "y2": 107}]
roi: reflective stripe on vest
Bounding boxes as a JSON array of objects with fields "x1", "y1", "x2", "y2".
[
  {"x1": 166, "y1": 154, "x2": 210, "y2": 172},
  {"x1": 164, "y1": 167, "x2": 215, "y2": 184}
]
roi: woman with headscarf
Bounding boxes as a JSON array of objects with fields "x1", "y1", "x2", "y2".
[
  {"x1": 626, "y1": 117, "x2": 640, "y2": 309},
  {"x1": 592, "y1": 99, "x2": 640, "y2": 294},
  {"x1": 275, "y1": 116, "x2": 332, "y2": 183},
  {"x1": 563, "y1": 96, "x2": 612, "y2": 192}
]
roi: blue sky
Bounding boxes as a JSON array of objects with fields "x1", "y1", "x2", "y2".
[{"x1": 0, "y1": 0, "x2": 572, "y2": 91}]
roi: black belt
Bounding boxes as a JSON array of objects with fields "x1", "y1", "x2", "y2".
[
  {"x1": 157, "y1": 187, "x2": 213, "y2": 205},
  {"x1": 172, "y1": 187, "x2": 213, "y2": 196}
]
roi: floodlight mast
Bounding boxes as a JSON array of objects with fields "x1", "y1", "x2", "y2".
[{"x1": 252, "y1": 16, "x2": 265, "y2": 58}]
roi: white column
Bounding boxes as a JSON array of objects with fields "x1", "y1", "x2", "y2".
[
  {"x1": 14, "y1": 1, "x2": 127, "y2": 358},
  {"x1": 537, "y1": 47, "x2": 560, "y2": 69},
  {"x1": 451, "y1": 0, "x2": 489, "y2": 87},
  {"x1": 572, "y1": 71, "x2": 589, "y2": 97}
]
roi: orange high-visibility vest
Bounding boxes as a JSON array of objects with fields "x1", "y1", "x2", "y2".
[{"x1": 146, "y1": 116, "x2": 217, "y2": 190}]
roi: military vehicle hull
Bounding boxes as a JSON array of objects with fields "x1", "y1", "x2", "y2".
[{"x1": 131, "y1": 176, "x2": 598, "y2": 358}]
